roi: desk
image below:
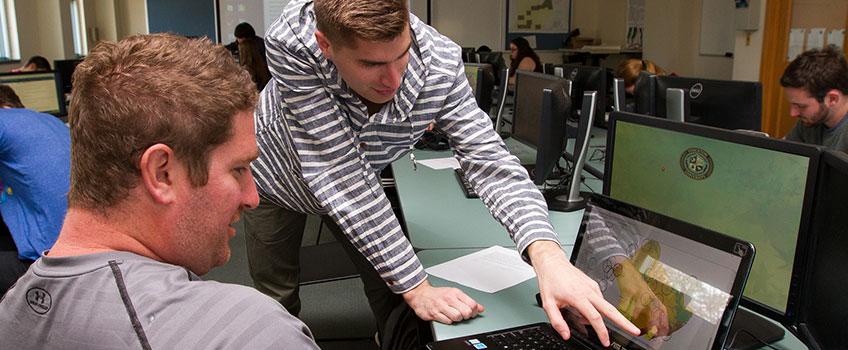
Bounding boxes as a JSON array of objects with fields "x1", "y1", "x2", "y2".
[
  {"x1": 393, "y1": 135, "x2": 605, "y2": 250},
  {"x1": 420, "y1": 249, "x2": 808, "y2": 349},
  {"x1": 392, "y1": 147, "x2": 584, "y2": 250}
]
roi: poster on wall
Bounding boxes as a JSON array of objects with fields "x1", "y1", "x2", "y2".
[
  {"x1": 626, "y1": 0, "x2": 645, "y2": 50},
  {"x1": 508, "y1": 0, "x2": 570, "y2": 34}
]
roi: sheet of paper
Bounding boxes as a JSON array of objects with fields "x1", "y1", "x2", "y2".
[
  {"x1": 787, "y1": 28, "x2": 807, "y2": 61},
  {"x1": 417, "y1": 157, "x2": 460, "y2": 170},
  {"x1": 828, "y1": 29, "x2": 845, "y2": 49},
  {"x1": 425, "y1": 246, "x2": 537, "y2": 294},
  {"x1": 807, "y1": 28, "x2": 826, "y2": 50}
]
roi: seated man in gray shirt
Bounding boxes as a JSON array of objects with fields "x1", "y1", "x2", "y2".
[
  {"x1": 0, "y1": 34, "x2": 319, "y2": 349},
  {"x1": 781, "y1": 45, "x2": 848, "y2": 153}
]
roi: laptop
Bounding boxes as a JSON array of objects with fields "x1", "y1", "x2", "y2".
[{"x1": 427, "y1": 194, "x2": 755, "y2": 350}]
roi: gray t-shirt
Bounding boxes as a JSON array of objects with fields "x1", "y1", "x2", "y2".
[
  {"x1": 785, "y1": 115, "x2": 848, "y2": 153},
  {"x1": 0, "y1": 251, "x2": 319, "y2": 349}
]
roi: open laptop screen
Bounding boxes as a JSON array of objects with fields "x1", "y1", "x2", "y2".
[{"x1": 568, "y1": 196, "x2": 753, "y2": 350}]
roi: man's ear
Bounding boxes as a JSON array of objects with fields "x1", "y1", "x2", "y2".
[
  {"x1": 139, "y1": 144, "x2": 179, "y2": 205},
  {"x1": 314, "y1": 30, "x2": 334, "y2": 60},
  {"x1": 825, "y1": 89, "x2": 843, "y2": 107}
]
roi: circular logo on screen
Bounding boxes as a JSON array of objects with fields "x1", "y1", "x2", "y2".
[
  {"x1": 680, "y1": 148, "x2": 713, "y2": 180},
  {"x1": 689, "y1": 83, "x2": 704, "y2": 99},
  {"x1": 26, "y1": 287, "x2": 52, "y2": 314},
  {"x1": 570, "y1": 68, "x2": 579, "y2": 80}
]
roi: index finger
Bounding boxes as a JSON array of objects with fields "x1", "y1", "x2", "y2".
[
  {"x1": 595, "y1": 297, "x2": 640, "y2": 336},
  {"x1": 570, "y1": 298, "x2": 611, "y2": 347}
]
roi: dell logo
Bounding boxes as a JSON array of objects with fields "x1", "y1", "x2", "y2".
[
  {"x1": 570, "y1": 68, "x2": 579, "y2": 80},
  {"x1": 689, "y1": 83, "x2": 704, "y2": 99}
]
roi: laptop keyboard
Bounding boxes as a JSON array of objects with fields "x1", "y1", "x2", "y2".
[
  {"x1": 454, "y1": 168, "x2": 478, "y2": 198},
  {"x1": 484, "y1": 325, "x2": 580, "y2": 349}
]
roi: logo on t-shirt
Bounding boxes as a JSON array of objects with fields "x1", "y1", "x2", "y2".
[{"x1": 26, "y1": 287, "x2": 52, "y2": 314}]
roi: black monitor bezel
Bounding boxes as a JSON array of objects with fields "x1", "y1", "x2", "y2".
[
  {"x1": 574, "y1": 194, "x2": 755, "y2": 350},
  {"x1": 558, "y1": 64, "x2": 608, "y2": 120},
  {"x1": 654, "y1": 75, "x2": 763, "y2": 131},
  {"x1": 463, "y1": 63, "x2": 495, "y2": 113},
  {"x1": 633, "y1": 71, "x2": 657, "y2": 116},
  {"x1": 512, "y1": 70, "x2": 561, "y2": 147},
  {"x1": 0, "y1": 70, "x2": 66, "y2": 117},
  {"x1": 790, "y1": 149, "x2": 848, "y2": 349},
  {"x1": 603, "y1": 111, "x2": 820, "y2": 324}
]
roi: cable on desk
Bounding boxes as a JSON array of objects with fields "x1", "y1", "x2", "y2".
[{"x1": 726, "y1": 329, "x2": 780, "y2": 350}]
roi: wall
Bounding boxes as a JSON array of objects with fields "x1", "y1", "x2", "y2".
[
  {"x1": 732, "y1": 0, "x2": 767, "y2": 82},
  {"x1": 116, "y1": 0, "x2": 148, "y2": 38},
  {"x1": 643, "y1": 0, "x2": 733, "y2": 79}
]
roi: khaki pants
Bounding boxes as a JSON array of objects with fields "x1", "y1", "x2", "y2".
[{"x1": 242, "y1": 195, "x2": 404, "y2": 334}]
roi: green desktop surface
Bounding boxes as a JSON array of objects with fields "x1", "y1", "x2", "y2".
[
  {"x1": 392, "y1": 136, "x2": 604, "y2": 250},
  {"x1": 420, "y1": 249, "x2": 808, "y2": 349}
]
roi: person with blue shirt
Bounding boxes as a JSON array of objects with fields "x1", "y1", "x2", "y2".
[{"x1": 0, "y1": 84, "x2": 70, "y2": 292}]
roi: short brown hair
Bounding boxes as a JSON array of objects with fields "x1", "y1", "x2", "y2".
[
  {"x1": 314, "y1": 0, "x2": 409, "y2": 47},
  {"x1": 616, "y1": 59, "x2": 666, "y2": 88},
  {"x1": 0, "y1": 85, "x2": 24, "y2": 108},
  {"x1": 67, "y1": 33, "x2": 257, "y2": 211},
  {"x1": 781, "y1": 45, "x2": 848, "y2": 102}
]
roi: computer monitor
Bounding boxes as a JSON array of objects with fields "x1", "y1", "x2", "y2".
[
  {"x1": 603, "y1": 112, "x2": 819, "y2": 342},
  {"x1": 460, "y1": 47, "x2": 476, "y2": 63},
  {"x1": 655, "y1": 75, "x2": 763, "y2": 131},
  {"x1": 0, "y1": 71, "x2": 65, "y2": 116},
  {"x1": 477, "y1": 52, "x2": 506, "y2": 83},
  {"x1": 633, "y1": 71, "x2": 657, "y2": 115},
  {"x1": 612, "y1": 78, "x2": 626, "y2": 112},
  {"x1": 558, "y1": 65, "x2": 608, "y2": 122},
  {"x1": 792, "y1": 150, "x2": 848, "y2": 349},
  {"x1": 53, "y1": 58, "x2": 83, "y2": 96},
  {"x1": 464, "y1": 63, "x2": 495, "y2": 113},
  {"x1": 512, "y1": 71, "x2": 570, "y2": 186}
]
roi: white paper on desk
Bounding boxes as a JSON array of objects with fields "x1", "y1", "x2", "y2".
[
  {"x1": 417, "y1": 157, "x2": 460, "y2": 170},
  {"x1": 425, "y1": 246, "x2": 536, "y2": 293}
]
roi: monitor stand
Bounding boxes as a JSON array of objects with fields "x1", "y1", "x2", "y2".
[
  {"x1": 723, "y1": 308, "x2": 785, "y2": 350},
  {"x1": 542, "y1": 187, "x2": 592, "y2": 212}
]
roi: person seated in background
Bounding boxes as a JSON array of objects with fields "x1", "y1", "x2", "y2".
[
  {"x1": 508, "y1": 37, "x2": 542, "y2": 89},
  {"x1": 225, "y1": 22, "x2": 266, "y2": 59},
  {"x1": 0, "y1": 84, "x2": 69, "y2": 293},
  {"x1": 615, "y1": 58, "x2": 666, "y2": 95},
  {"x1": 0, "y1": 34, "x2": 319, "y2": 349},
  {"x1": 781, "y1": 45, "x2": 848, "y2": 153},
  {"x1": 11, "y1": 56, "x2": 51, "y2": 72},
  {"x1": 239, "y1": 37, "x2": 272, "y2": 91}
]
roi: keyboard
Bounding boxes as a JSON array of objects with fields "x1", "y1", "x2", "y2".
[
  {"x1": 426, "y1": 322, "x2": 587, "y2": 350},
  {"x1": 454, "y1": 168, "x2": 478, "y2": 198}
]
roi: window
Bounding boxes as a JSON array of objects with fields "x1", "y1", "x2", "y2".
[
  {"x1": 0, "y1": 0, "x2": 19, "y2": 62},
  {"x1": 70, "y1": 0, "x2": 87, "y2": 57}
]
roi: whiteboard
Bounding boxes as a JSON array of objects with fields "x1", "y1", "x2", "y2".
[
  {"x1": 699, "y1": 0, "x2": 735, "y2": 56},
  {"x1": 218, "y1": 0, "x2": 290, "y2": 43}
]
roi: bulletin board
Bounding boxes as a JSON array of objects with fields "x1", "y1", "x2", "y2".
[{"x1": 505, "y1": 0, "x2": 572, "y2": 50}]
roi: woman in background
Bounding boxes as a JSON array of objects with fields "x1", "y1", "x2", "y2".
[
  {"x1": 616, "y1": 59, "x2": 666, "y2": 94},
  {"x1": 508, "y1": 37, "x2": 542, "y2": 89},
  {"x1": 239, "y1": 37, "x2": 271, "y2": 91}
]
